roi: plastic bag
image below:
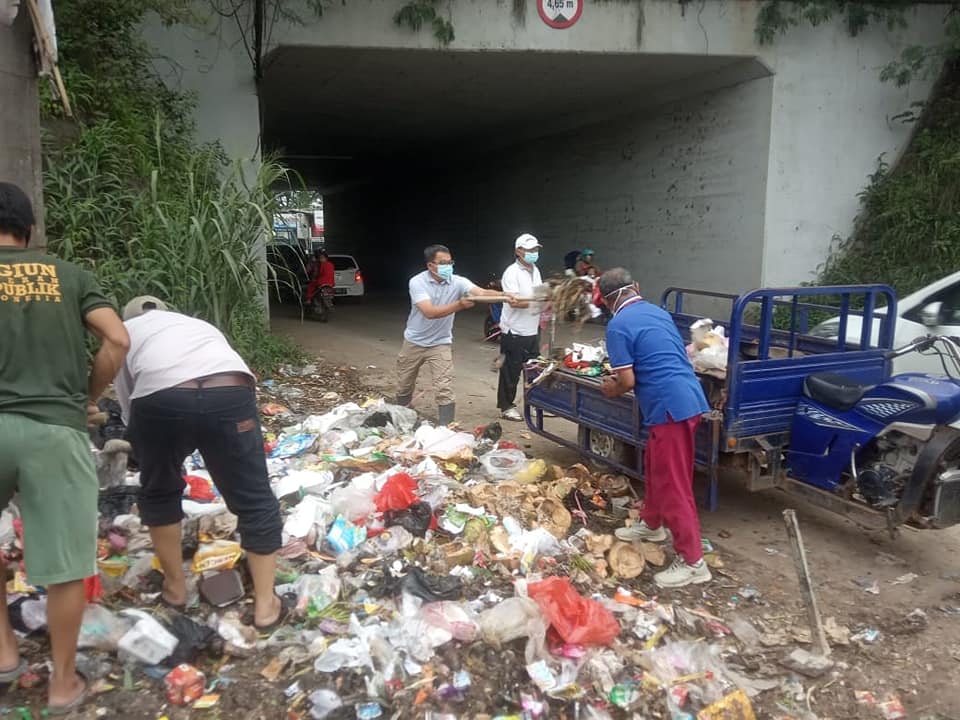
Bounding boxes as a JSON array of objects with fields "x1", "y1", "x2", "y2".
[
  {"x1": 527, "y1": 577, "x2": 620, "y2": 646},
  {"x1": 644, "y1": 640, "x2": 730, "y2": 708},
  {"x1": 78, "y1": 604, "x2": 132, "y2": 651},
  {"x1": 479, "y1": 449, "x2": 529, "y2": 480},
  {"x1": 295, "y1": 566, "x2": 341, "y2": 615},
  {"x1": 420, "y1": 602, "x2": 479, "y2": 642},
  {"x1": 165, "y1": 613, "x2": 217, "y2": 665},
  {"x1": 477, "y1": 596, "x2": 547, "y2": 664},
  {"x1": 414, "y1": 425, "x2": 477, "y2": 460},
  {"x1": 191, "y1": 540, "x2": 242, "y2": 574},
  {"x1": 326, "y1": 516, "x2": 367, "y2": 555},
  {"x1": 403, "y1": 567, "x2": 462, "y2": 602},
  {"x1": 309, "y1": 689, "x2": 343, "y2": 719},
  {"x1": 270, "y1": 433, "x2": 318, "y2": 459},
  {"x1": 283, "y1": 496, "x2": 331, "y2": 539},
  {"x1": 374, "y1": 472, "x2": 419, "y2": 512},
  {"x1": 184, "y1": 474, "x2": 217, "y2": 502},
  {"x1": 515, "y1": 458, "x2": 547, "y2": 484},
  {"x1": 329, "y1": 483, "x2": 376, "y2": 523},
  {"x1": 314, "y1": 636, "x2": 372, "y2": 673},
  {"x1": 383, "y1": 502, "x2": 433, "y2": 538}
]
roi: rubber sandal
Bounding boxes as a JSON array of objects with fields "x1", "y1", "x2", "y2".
[
  {"x1": 0, "y1": 658, "x2": 27, "y2": 684},
  {"x1": 46, "y1": 673, "x2": 88, "y2": 716},
  {"x1": 157, "y1": 594, "x2": 187, "y2": 612},
  {"x1": 253, "y1": 593, "x2": 296, "y2": 634}
]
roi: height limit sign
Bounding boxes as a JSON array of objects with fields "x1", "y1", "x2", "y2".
[{"x1": 538, "y1": 0, "x2": 582, "y2": 29}]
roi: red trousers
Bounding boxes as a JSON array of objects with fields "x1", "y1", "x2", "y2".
[{"x1": 642, "y1": 416, "x2": 703, "y2": 564}]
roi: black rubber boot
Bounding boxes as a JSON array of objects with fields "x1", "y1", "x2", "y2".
[
  {"x1": 395, "y1": 394, "x2": 412, "y2": 407},
  {"x1": 437, "y1": 403, "x2": 455, "y2": 426}
]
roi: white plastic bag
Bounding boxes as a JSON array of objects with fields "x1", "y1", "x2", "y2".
[
  {"x1": 479, "y1": 449, "x2": 528, "y2": 480},
  {"x1": 478, "y1": 596, "x2": 547, "y2": 664}
]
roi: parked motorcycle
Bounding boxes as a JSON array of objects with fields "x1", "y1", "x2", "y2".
[
  {"x1": 483, "y1": 277, "x2": 503, "y2": 342},
  {"x1": 789, "y1": 335, "x2": 960, "y2": 530}
]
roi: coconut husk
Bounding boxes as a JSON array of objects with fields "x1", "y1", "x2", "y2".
[
  {"x1": 585, "y1": 532, "x2": 614, "y2": 555},
  {"x1": 566, "y1": 463, "x2": 596, "y2": 484},
  {"x1": 608, "y1": 541, "x2": 645, "y2": 579},
  {"x1": 598, "y1": 474, "x2": 632, "y2": 498},
  {"x1": 462, "y1": 517, "x2": 489, "y2": 544},
  {"x1": 537, "y1": 498, "x2": 572, "y2": 539},
  {"x1": 547, "y1": 477, "x2": 578, "y2": 502},
  {"x1": 490, "y1": 525, "x2": 512, "y2": 554},
  {"x1": 550, "y1": 276, "x2": 595, "y2": 323},
  {"x1": 640, "y1": 542, "x2": 666, "y2": 567},
  {"x1": 443, "y1": 541, "x2": 476, "y2": 567}
]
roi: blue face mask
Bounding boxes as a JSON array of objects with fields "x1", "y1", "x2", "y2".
[
  {"x1": 435, "y1": 263, "x2": 454, "y2": 281},
  {"x1": 523, "y1": 252, "x2": 539, "y2": 264}
]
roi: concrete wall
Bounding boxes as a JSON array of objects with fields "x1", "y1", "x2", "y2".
[
  {"x1": 0, "y1": 6, "x2": 45, "y2": 247},
  {"x1": 327, "y1": 75, "x2": 772, "y2": 301},
  {"x1": 142, "y1": 0, "x2": 949, "y2": 291}
]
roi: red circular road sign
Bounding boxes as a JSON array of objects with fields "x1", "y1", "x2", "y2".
[{"x1": 538, "y1": 0, "x2": 583, "y2": 29}]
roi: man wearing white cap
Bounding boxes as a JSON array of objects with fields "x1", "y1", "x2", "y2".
[
  {"x1": 114, "y1": 296, "x2": 284, "y2": 630},
  {"x1": 497, "y1": 234, "x2": 543, "y2": 421}
]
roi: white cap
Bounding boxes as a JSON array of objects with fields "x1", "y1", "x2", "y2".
[
  {"x1": 123, "y1": 295, "x2": 168, "y2": 321},
  {"x1": 515, "y1": 233, "x2": 541, "y2": 250}
]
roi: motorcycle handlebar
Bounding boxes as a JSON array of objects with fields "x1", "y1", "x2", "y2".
[{"x1": 883, "y1": 335, "x2": 938, "y2": 360}]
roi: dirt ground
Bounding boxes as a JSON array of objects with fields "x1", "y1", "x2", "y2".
[{"x1": 270, "y1": 295, "x2": 960, "y2": 718}]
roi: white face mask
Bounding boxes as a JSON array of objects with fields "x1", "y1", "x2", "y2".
[{"x1": 603, "y1": 284, "x2": 634, "y2": 309}]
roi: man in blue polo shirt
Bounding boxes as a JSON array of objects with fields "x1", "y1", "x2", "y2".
[
  {"x1": 598, "y1": 267, "x2": 711, "y2": 588},
  {"x1": 396, "y1": 244, "x2": 509, "y2": 425}
]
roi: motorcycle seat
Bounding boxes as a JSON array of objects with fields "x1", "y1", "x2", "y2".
[{"x1": 803, "y1": 373, "x2": 871, "y2": 412}]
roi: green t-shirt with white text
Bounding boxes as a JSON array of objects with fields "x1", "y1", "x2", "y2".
[{"x1": 0, "y1": 247, "x2": 113, "y2": 431}]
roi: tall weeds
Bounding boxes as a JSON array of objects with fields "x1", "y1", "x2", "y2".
[{"x1": 42, "y1": 0, "x2": 302, "y2": 372}]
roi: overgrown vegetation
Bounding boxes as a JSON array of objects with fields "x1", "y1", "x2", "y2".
[
  {"x1": 755, "y1": 2, "x2": 960, "y2": 299},
  {"x1": 42, "y1": 0, "x2": 303, "y2": 373},
  {"x1": 817, "y1": 61, "x2": 960, "y2": 297}
]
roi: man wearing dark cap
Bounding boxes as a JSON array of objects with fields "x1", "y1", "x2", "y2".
[{"x1": 0, "y1": 182, "x2": 130, "y2": 713}]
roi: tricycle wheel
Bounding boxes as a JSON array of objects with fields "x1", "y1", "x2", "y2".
[{"x1": 579, "y1": 427, "x2": 634, "y2": 469}]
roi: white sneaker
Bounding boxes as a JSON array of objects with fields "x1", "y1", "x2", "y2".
[
  {"x1": 654, "y1": 557, "x2": 712, "y2": 588},
  {"x1": 614, "y1": 521, "x2": 667, "y2": 543},
  {"x1": 500, "y1": 407, "x2": 523, "y2": 422}
]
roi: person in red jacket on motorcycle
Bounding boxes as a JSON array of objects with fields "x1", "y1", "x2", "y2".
[{"x1": 306, "y1": 250, "x2": 335, "y2": 303}]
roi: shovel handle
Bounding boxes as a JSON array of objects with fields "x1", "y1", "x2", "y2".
[{"x1": 465, "y1": 294, "x2": 538, "y2": 303}]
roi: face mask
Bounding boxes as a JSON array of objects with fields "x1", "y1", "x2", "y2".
[
  {"x1": 523, "y1": 252, "x2": 539, "y2": 264},
  {"x1": 603, "y1": 284, "x2": 635, "y2": 309},
  {"x1": 435, "y1": 263, "x2": 454, "y2": 281}
]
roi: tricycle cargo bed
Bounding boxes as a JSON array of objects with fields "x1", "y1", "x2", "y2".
[{"x1": 524, "y1": 284, "x2": 898, "y2": 511}]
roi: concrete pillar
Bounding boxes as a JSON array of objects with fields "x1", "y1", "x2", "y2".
[{"x1": 0, "y1": 3, "x2": 45, "y2": 247}]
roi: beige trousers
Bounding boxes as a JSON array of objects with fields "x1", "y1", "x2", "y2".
[{"x1": 396, "y1": 340, "x2": 455, "y2": 405}]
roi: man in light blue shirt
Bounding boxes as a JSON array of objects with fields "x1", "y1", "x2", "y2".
[{"x1": 396, "y1": 244, "x2": 508, "y2": 424}]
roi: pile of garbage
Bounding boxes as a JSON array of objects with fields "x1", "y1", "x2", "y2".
[{"x1": 2, "y1": 386, "x2": 861, "y2": 718}]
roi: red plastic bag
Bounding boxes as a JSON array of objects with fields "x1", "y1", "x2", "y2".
[
  {"x1": 527, "y1": 577, "x2": 620, "y2": 646},
  {"x1": 374, "y1": 472, "x2": 419, "y2": 512},
  {"x1": 184, "y1": 475, "x2": 216, "y2": 502}
]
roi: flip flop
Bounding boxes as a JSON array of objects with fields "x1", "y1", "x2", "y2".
[
  {"x1": 46, "y1": 673, "x2": 88, "y2": 716},
  {"x1": 253, "y1": 593, "x2": 296, "y2": 635},
  {"x1": 157, "y1": 594, "x2": 187, "y2": 612},
  {"x1": 0, "y1": 658, "x2": 27, "y2": 684}
]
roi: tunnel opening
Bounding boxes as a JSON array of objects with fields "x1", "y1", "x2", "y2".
[{"x1": 261, "y1": 46, "x2": 772, "y2": 300}]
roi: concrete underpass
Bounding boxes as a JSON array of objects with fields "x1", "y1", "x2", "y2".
[{"x1": 262, "y1": 47, "x2": 771, "y2": 297}]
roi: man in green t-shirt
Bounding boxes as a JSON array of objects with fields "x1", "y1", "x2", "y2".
[{"x1": 0, "y1": 182, "x2": 129, "y2": 714}]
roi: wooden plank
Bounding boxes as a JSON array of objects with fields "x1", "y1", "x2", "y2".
[{"x1": 782, "y1": 509, "x2": 831, "y2": 658}]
